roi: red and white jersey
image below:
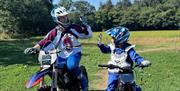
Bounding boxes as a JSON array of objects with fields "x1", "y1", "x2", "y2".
[{"x1": 38, "y1": 24, "x2": 92, "y2": 58}]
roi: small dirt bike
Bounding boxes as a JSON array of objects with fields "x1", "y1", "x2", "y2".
[
  {"x1": 25, "y1": 42, "x2": 88, "y2": 91},
  {"x1": 98, "y1": 64, "x2": 149, "y2": 91}
]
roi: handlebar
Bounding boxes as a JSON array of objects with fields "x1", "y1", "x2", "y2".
[
  {"x1": 47, "y1": 49, "x2": 61, "y2": 54},
  {"x1": 98, "y1": 64, "x2": 149, "y2": 70},
  {"x1": 98, "y1": 64, "x2": 123, "y2": 69}
]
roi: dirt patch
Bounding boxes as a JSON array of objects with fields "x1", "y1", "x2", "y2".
[
  {"x1": 95, "y1": 69, "x2": 108, "y2": 90},
  {"x1": 129, "y1": 37, "x2": 180, "y2": 45},
  {"x1": 138, "y1": 46, "x2": 180, "y2": 53}
]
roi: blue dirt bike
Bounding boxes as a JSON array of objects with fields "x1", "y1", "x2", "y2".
[
  {"x1": 98, "y1": 64, "x2": 149, "y2": 91},
  {"x1": 25, "y1": 42, "x2": 88, "y2": 91}
]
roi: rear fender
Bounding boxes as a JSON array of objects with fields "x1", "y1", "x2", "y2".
[{"x1": 26, "y1": 68, "x2": 50, "y2": 88}]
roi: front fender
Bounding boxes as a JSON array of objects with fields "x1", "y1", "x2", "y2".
[{"x1": 26, "y1": 68, "x2": 50, "y2": 88}]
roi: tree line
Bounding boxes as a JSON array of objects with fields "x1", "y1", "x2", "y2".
[{"x1": 0, "y1": 0, "x2": 179, "y2": 36}]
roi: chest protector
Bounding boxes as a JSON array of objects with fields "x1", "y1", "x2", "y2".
[
  {"x1": 57, "y1": 32, "x2": 81, "y2": 58},
  {"x1": 108, "y1": 44, "x2": 135, "y2": 73}
]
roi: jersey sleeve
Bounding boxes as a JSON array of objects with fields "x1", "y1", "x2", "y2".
[
  {"x1": 128, "y1": 48, "x2": 144, "y2": 65},
  {"x1": 69, "y1": 24, "x2": 92, "y2": 39},
  {"x1": 38, "y1": 28, "x2": 57, "y2": 48},
  {"x1": 98, "y1": 44, "x2": 111, "y2": 53}
]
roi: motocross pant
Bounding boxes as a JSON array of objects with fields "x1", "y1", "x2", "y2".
[
  {"x1": 107, "y1": 72, "x2": 141, "y2": 91},
  {"x1": 57, "y1": 52, "x2": 88, "y2": 91}
]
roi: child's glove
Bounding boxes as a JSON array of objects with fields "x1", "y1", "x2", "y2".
[
  {"x1": 140, "y1": 60, "x2": 151, "y2": 67},
  {"x1": 24, "y1": 48, "x2": 38, "y2": 55}
]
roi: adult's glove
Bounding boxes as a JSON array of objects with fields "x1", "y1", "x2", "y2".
[
  {"x1": 140, "y1": 60, "x2": 151, "y2": 67},
  {"x1": 80, "y1": 16, "x2": 88, "y2": 26},
  {"x1": 24, "y1": 48, "x2": 38, "y2": 55}
]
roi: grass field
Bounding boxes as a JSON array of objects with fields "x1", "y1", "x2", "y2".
[{"x1": 0, "y1": 31, "x2": 180, "y2": 91}]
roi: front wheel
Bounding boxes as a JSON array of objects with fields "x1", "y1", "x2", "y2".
[
  {"x1": 135, "y1": 85, "x2": 142, "y2": 91},
  {"x1": 116, "y1": 83, "x2": 134, "y2": 91},
  {"x1": 37, "y1": 86, "x2": 51, "y2": 91},
  {"x1": 116, "y1": 82, "x2": 122, "y2": 91},
  {"x1": 124, "y1": 84, "x2": 134, "y2": 91}
]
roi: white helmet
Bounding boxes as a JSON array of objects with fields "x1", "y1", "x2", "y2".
[{"x1": 51, "y1": 6, "x2": 69, "y2": 26}]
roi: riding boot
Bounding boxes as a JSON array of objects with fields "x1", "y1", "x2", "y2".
[{"x1": 77, "y1": 72, "x2": 88, "y2": 91}]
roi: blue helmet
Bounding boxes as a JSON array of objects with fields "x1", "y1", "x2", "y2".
[{"x1": 106, "y1": 26, "x2": 130, "y2": 45}]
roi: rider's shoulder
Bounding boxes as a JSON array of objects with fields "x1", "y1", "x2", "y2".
[
  {"x1": 46, "y1": 27, "x2": 58, "y2": 36},
  {"x1": 124, "y1": 43, "x2": 135, "y2": 51}
]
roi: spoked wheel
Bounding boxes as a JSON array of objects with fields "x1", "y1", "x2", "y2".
[
  {"x1": 66, "y1": 78, "x2": 81, "y2": 91},
  {"x1": 37, "y1": 86, "x2": 51, "y2": 91},
  {"x1": 116, "y1": 82, "x2": 123, "y2": 91},
  {"x1": 116, "y1": 83, "x2": 134, "y2": 91},
  {"x1": 65, "y1": 72, "x2": 81, "y2": 91},
  {"x1": 124, "y1": 84, "x2": 134, "y2": 91}
]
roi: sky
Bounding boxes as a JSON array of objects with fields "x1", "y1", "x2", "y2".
[
  {"x1": 53, "y1": 0, "x2": 133, "y2": 10},
  {"x1": 73, "y1": 0, "x2": 120, "y2": 10}
]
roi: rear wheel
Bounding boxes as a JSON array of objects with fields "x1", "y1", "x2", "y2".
[
  {"x1": 66, "y1": 78, "x2": 81, "y2": 91},
  {"x1": 116, "y1": 82, "x2": 123, "y2": 91},
  {"x1": 66, "y1": 72, "x2": 81, "y2": 91},
  {"x1": 124, "y1": 84, "x2": 134, "y2": 91}
]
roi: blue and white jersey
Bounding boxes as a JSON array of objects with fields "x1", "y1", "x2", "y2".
[{"x1": 98, "y1": 43, "x2": 144, "y2": 73}]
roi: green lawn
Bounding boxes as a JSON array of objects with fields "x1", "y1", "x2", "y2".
[{"x1": 0, "y1": 31, "x2": 180, "y2": 91}]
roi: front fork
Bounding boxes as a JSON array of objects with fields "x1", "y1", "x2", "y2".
[
  {"x1": 123, "y1": 83, "x2": 141, "y2": 91},
  {"x1": 117, "y1": 80, "x2": 140, "y2": 91},
  {"x1": 40, "y1": 77, "x2": 45, "y2": 88},
  {"x1": 51, "y1": 64, "x2": 58, "y2": 91}
]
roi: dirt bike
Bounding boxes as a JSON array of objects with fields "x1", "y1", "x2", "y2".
[
  {"x1": 25, "y1": 42, "x2": 88, "y2": 91},
  {"x1": 98, "y1": 64, "x2": 149, "y2": 91}
]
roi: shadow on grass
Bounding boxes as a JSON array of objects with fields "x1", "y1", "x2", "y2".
[
  {"x1": 0, "y1": 39, "x2": 40, "y2": 66},
  {"x1": 0, "y1": 39, "x2": 98, "y2": 66}
]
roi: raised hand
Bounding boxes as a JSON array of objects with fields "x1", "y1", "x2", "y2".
[{"x1": 79, "y1": 16, "x2": 88, "y2": 25}]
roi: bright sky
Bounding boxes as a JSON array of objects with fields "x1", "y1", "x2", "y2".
[
  {"x1": 73, "y1": 0, "x2": 120, "y2": 10},
  {"x1": 53, "y1": 0, "x2": 133, "y2": 10}
]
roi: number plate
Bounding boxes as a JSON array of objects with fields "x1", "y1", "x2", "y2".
[{"x1": 41, "y1": 55, "x2": 51, "y2": 65}]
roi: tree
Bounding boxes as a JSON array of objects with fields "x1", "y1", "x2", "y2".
[
  {"x1": 71, "y1": 1, "x2": 95, "y2": 15},
  {"x1": 59, "y1": 0, "x2": 73, "y2": 10},
  {"x1": 68, "y1": 1, "x2": 96, "y2": 29},
  {"x1": 116, "y1": 0, "x2": 132, "y2": 9},
  {"x1": 95, "y1": 0, "x2": 114, "y2": 30},
  {"x1": 0, "y1": 0, "x2": 54, "y2": 35},
  {"x1": 134, "y1": 0, "x2": 165, "y2": 7}
]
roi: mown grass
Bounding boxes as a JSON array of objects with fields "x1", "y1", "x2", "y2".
[
  {"x1": 0, "y1": 30, "x2": 179, "y2": 91},
  {"x1": 137, "y1": 50, "x2": 180, "y2": 91}
]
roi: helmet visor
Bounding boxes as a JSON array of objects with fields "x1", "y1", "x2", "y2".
[{"x1": 57, "y1": 15, "x2": 69, "y2": 25}]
